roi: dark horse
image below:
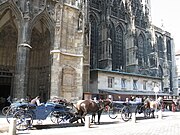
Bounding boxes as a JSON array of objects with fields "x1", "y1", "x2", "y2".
[{"x1": 73, "y1": 99, "x2": 112, "y2": 124}]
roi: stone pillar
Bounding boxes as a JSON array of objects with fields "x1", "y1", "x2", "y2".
[
  {"x1": 50, "y1": 5, "x2": 63, "y2": 99},
  {"x1": 126, "y1": 16, "x2": 137, "y2": 73},
  {"x1": 13, "y1": 20, "x2": 31, "y2": 99},
  {"x1": 50, "y1": 50, "x2": 61, "y2": 99}
]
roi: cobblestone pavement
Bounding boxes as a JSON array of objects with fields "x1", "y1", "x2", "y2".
[{"x1": 1, "y1": 111, "x2": 180, "y2": 135}]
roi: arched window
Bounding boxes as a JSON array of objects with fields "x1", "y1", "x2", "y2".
[
  {"x1": 90, "y1": 15, "x2": 98, "y2": 69},
  {"x1": 166, "y1": 40, "x2": 171, "y2": 61},
  {"x1": 137, "y1": 34, "x2": 145, "y2": 66},
  {"x1": 157, "y1": 37, "x2": 164, "y2": 58},
  {"x1": 112, "y1": 25, "x2": 124, "y2": 71}
]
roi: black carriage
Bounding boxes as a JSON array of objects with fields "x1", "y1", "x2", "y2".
[{"x1": 108, "y1": 101, "x2": 151, "y2": 122}]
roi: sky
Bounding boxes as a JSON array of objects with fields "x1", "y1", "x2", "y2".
[{"x1": 151, "y1": 0, "x2": 180, "y2": 53}]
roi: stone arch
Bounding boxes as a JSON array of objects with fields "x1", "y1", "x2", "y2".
[
  {"x1": 28, "y1": 15, "x2": 52, "y2": 101},
  {"x1": 30, "y1": 11, "x2": 55, "y2": 44},
  {"x1": 115, "y1": 22, "x2": 126, "y2": 32},
  {"x1": 0, "y1": 1, "x2": 22, "y2": 20},
  {"x1": 0, "y1": 7, "x2": 18, "y2": 103}
]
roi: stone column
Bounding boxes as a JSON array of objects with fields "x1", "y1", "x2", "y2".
[
  {"x1": 50, "y1": 50, "x2": 61, "y2": 99},
  {"x1": 50, "y1": 5, "x2": 63, "y2": 99},
  {"x1": 13, "y1": 20, "x2": 31, "y2": 99}
]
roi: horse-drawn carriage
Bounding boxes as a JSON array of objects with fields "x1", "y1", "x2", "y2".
[
  {"x1": 5, "y1": 98, "x2": 114, "y2": 130},
  {"x1": 108, "y1": 101, "x2": 151, "y2": 122},
  {"x1": 5, "y1": 97, "x2": 161, "y2": 130},
  {"x1": 5, "y1": 100, "x2": 77, "y2": 130}
]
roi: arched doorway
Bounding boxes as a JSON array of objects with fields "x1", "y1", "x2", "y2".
[
  {"x1": 0, "y1": 9, "x2": 18, "y2": 108},
  {"x1": 28, "y1": 18, "x2": 51, "y2": 102}
]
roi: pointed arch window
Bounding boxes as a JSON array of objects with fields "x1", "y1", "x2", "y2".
[
  {"x1": 137, "y1": 34, "x2": 145, "y2": 67},
  {"x1": 166, "y1": 40, "x2": 172, "y2": 61},
  {"x1": 157, "y1": 37, "x2": 164, "y2": 58},
  {"x1": 90, "y1": 15, "x2": 98, "y2": 69},
  {"x1": 112, "y1": 25, "x2": 124, "y2": 71}
]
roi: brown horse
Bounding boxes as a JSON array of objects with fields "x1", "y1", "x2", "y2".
[
  {"x1": 144, "y1": 97, "x2": 163, "y2": 118},
  {"x1": 74, "y1": 99, "x2": 112, "y2": 124}
]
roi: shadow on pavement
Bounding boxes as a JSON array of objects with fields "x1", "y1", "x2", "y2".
[
  {"x1": 136, "y1": 115, "x2": 169, "y2": 121},
  {"x1": 32, "y1": 121, "x2": 119, "y2": 130},
  {"x1": 33, "y1": 123, "x2": 84, "y2": 130}
]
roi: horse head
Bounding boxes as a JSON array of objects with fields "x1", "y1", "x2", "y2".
[{"x1": 99, "y1": 99, "x2": 112, "y2": 109}]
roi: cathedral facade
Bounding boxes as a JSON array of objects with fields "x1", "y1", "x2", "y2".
[
  {"x1": 0, "y1": 0, "x2": 177, "y2": 103},
  {"x1": 0, "y1": 0, "x2": 85, "y2": 102},
  {"x1": 87, "y1": 0, "x2": 177, "y2": 100}
]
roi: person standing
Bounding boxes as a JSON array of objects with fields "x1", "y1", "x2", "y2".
[{"x1": 30, "y1": 96, "x2": 41, "y2": 106}]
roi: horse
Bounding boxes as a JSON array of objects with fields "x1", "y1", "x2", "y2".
[
  {"x1": 143, "y1": 97, "x2": 163, "y2": 118},
  {"x1": 72, "y1": 99, "x2": 112, "y2": 124}
]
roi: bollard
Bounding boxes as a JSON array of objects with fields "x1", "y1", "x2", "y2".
[
  {"x1": 85, "y1": 116, "x2": 91, "y2": 128},
  {"x1": 158, "y1": 110, "x2": 163, "y2": 119},
  {"x1": 9, "y1": 118, "x2": 16, "y2": 135},
  {"x1": 131, "y1": 113, "x2": 136, "y2": 123}
]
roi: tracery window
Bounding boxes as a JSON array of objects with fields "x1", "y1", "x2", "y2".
[
  {"x1": 166, "y1": 40, "x2": 172, "y2": 61},
  {"x1": 90, "y1": 15, "x2": 98, "y2": 69},
  {"x1": 157, "y1": 37, "x2": 164, "y2": 59},
  {"x1": 112, "y1": 25, "x2": 124, "y2": 71},
  {"x1": 137, "y1": 34, "x2": 144, "y2": 67}
]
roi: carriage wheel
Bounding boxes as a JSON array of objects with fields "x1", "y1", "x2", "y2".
[
  {"x1": 13, "y1": 110, "x2": 33, "y2": 131},
  {"x1": 50, "y1": 111, "x2": 70, "y2": 124},
  {"x1": 2, "y1": 106, "x2": 10, "y2": 115},
  {"x1": 6, "y1": 107, "x2": 16, "y2": 123},
  {"x1": 108, "y1": 106, "x2": 119, "y2": 119},
  {"x1": 121, "y1": 106, "x2": 132, "y2": 122}
]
